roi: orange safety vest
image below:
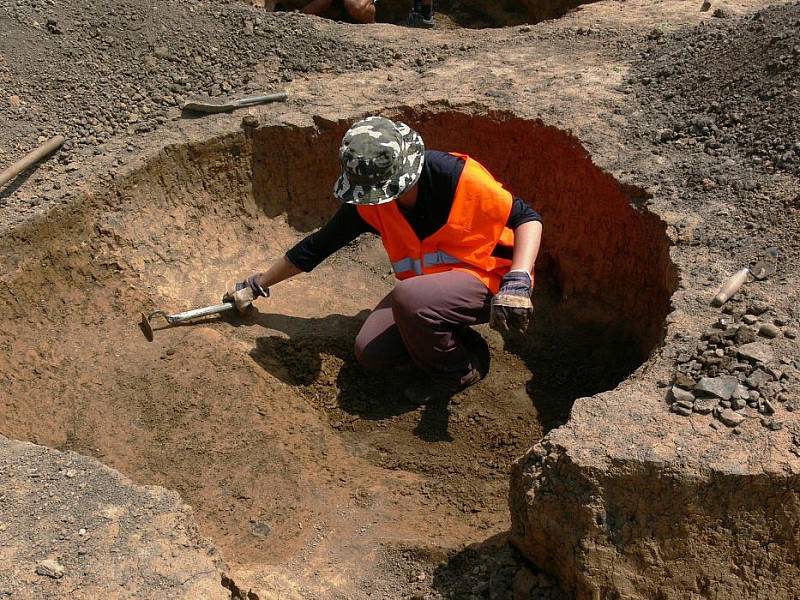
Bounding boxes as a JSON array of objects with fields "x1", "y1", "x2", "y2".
[{"x1": 357, "y1": 153, "x2": 517, "y2": 294}]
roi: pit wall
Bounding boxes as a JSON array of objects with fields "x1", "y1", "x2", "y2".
[
  {"x1": 254, "y1": 107, "x2": 675, "y2": 360},
  {"x1": 0, "y1": 130, "x2": 256, "y2": 326},
  {"x1": 510, "y1": 436, "x2": 800, "y2": 600}
]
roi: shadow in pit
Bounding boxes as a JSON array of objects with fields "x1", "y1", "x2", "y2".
[
  {"x1": 419, "y1": 531, "x2": 564, "y2": 600},
  {"x1": 235, "y1": 310, "x2": 455, "y2": 440},
  {"x1": 510, "y1": 274, "x2": 647, "y2": 434}
]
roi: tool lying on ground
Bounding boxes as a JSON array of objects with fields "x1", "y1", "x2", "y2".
[
  {"x1": 140, "y1": 302, "x2": 236, "y2": 341},
  {"x1": 0, "y1": 135, "x2": 65, "y2": 189},
  {"x1": 711, "y1": 247, "x2": 780, "y2": 307},
  {"x1": 182, "y1": 91, "x2": 288, "y2": 114}
]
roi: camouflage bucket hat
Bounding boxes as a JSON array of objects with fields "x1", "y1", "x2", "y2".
[{"x1": 334, "y1": 116, "x2": 425, "y2": 205}]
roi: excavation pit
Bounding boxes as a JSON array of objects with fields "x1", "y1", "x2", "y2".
[
  {"x1": 375, "y1": 0, "x2": 600, "y2": 28},
  {"x1": 0, "y1": 108, "x2": 675, "y2": 589}
]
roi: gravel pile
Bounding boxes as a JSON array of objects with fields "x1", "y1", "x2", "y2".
[
  {"x1": 0, "y1": 0, "x2": 445, "y2": 160},
  {"x1": 665, "y1": 291, "x2": 800, "y2": 431},
  {"x1": 633, "y1": 2, "x2": 800, "y2": 176}
]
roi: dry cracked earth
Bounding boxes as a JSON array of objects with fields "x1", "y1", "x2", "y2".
[{"x1": 0, "y1": 0, "x2": 799, "y2": 599}]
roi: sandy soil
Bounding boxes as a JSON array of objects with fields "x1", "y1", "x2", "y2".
[{"x1": 1, "y1": 0, "x2": 798, "y2": 598}]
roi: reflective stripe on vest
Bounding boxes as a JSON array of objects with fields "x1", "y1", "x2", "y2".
[
  {"x1": 392, "y1": 250, "x2": 462, "y2": 276},
  {"x1": 356, "y1": 153, "x2": 515, "y2": 293}
]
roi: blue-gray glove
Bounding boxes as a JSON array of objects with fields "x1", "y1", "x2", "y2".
[{"x1": 490, "y1": 271, "x2": 533, "y2": 333}]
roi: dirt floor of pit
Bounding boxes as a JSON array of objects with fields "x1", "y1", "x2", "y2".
[
  {"x1": 0, "y1": 149, "x2": 646, "y2": 600},
  {"x1": 0, "y1": 99, "x2": 673, "y2": 597}
]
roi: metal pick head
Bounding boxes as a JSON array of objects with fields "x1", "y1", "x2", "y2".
[{"x1": 140, "y1": 312, "x2": 155, "y2": 342}]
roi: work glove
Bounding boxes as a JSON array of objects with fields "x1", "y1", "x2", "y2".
[
  {"x1": 224, "y1": 274, "x2": 269, "y2": 314},
  {"x1": 490, "y1": 270, "x2": 533, "y2": 334}
]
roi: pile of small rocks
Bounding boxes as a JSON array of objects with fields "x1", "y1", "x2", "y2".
[
  {"x1": 634, "y1": 2, "x2": 800, "y2": 177},
  {"x1": 667, "y1": 299, "x2": 799, "y2": 431}
]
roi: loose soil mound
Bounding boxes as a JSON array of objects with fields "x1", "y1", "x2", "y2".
[
  {"x1": 633, "y1": 2, "x2": 800, "y2": 177},
  {"x1": 0, "y1": 107, "x2": 673, "y2": 595}
]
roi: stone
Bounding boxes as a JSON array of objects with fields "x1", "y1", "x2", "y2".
[
  {"x1": 759, "y1": 323, "x2": 781, "y2": 338},
  {"x1": 35, "y1": 560, "x2": 64, "y2": 579},
  {"x1": 694, "y1": 376, "x2": 739, "y2": 400},
  {"x1": 738, "y1": 343, "x2": 775, "y2": 364},
  {"x1": 746, "y1": 369, "x2": 773, "y2": 389},
  {"x1": 241, "y1": 114, "x2": 259, "y2": 128},
  {"x1": 674, "y1": 372, "x2": 696, "y2": 389},
  {"x1": 742, "y1": 314, "x2": 758, "y2": 325},
  {"x1": 671, "y1": 386, "x2": 695, "y2": 404},
  {"x1": 718, "y1": 409, "x2": 745, "y2": 427},
  {"x1": 762, "y1": 399, "x2": 776, "y2": 415},
  {"x1": 9, "y1": 95, "x2": 21, "y2": 108},
  {"x1": 760, "y1": 417, "x2": 784, "y2": 431},
  {"x1": 736, "y1": 326, "x2": 757, "y2": 344},
  {"x1": 672, "y1": 403, "x2": 692, "y2": 416},
  {"x1": 785, "y1": 329, "x2": 798, "y2": 339},
  {"x1": 731, "y1": 398, "x2": 747, "y2": 410},
  {"x1": 734, "y1": 384, "x2": 750, "y2": 399},
  {"x1": 693, "y1": 398, "x2": 718, "y2": 414},
  {"x1": 748, "y1": 300, "x2": 770, "y2": 316}
]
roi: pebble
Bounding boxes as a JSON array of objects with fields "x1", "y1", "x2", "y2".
[
  {"x1": 674, "y1": 372, "x2": 696, "y2": 389},
  {"x1": 759, "y1": 323, "x2": 780, "y2": 338},
  {"x1": 742, "y1": 314, "x2": 758, "y2": 325},
  {"x1": 9, "y1": 95, "x2": 21, "y2": 108},
  {"x1": 745, "y1": 369, "x2": 772, "y2": 389},
  {"x1": 785, "y1": 328, "x2": 798, "y2": 339},
  {"x1": 694, "y1": 375, "x2": 739, "y2": 400},
  {"x1": 736, "y1": 326, "x2": 757, "y2": 344},
  {"x1": 738, "y1": 342, "x2": 775, "y2": 364},
  {"x1": 672, "y1": 403, "x2": 692, "y2": 416},
  {"x1": 718, "y1": 409, "x2": 745, "y2": 427},
  {"x1": 241, "y1": 114, "x2": 259, "y2": 128},
  {"x1": 748, "y1": 300, "x2": 770, "y2": 316},
  {"x1": 761, "y1": 417, "x2": 784, "y2": 431},
  {"x1": 693, "y1": 398, "x2": 718, "y2": 414},
  {"x1": 671, "y1": 386, "x2": 695, "y2": 403},
  {"x1": 35, "y1": 559, "x2": 64, "y2": 579}
]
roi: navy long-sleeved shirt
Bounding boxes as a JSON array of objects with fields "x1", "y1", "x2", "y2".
[{"x1": 286, "y1": 151, "x2": 542, "y2": 272}]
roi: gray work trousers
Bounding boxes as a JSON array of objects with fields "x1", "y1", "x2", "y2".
[{"x1": 354, "y1": 270, "x2": 492, "y2": 386}]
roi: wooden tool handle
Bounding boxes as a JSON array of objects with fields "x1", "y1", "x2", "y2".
[
  {"x1": 0, "y1": 135, "x2": 65, "y2": 188},
  {"x1": 234, "y1": 92, "x2": 289, "y2": 107},
  {"x1": 711, "y1": 267, "x2": 750, "y2": 307}
]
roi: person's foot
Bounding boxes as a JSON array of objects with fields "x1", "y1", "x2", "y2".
[
  {"x1": 405, "y1": 10, "x2": 435, "y2": 28},
  {"x1": 403, "y1": 328, "x2": 489, "y2": 405},
  {"x1": 457, "y1": 326, "x2": 491, "y2": 379}
]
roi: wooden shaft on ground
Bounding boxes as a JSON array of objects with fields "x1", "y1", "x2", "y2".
[
  {"x1": 0, "y1": 135, "x2": 66, "y2": 188},
  {"x1": 711, "y1": 267, "x2": 750, "y2": 307}
]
